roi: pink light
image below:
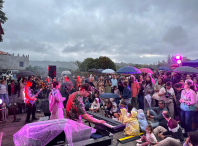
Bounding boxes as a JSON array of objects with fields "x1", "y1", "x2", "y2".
[
  {"x1": 177, "y1": 60, "x2": 181, "y2": 64},
  {"x1": 176, "y1": 55, "x2": 181, "y2": 60}
]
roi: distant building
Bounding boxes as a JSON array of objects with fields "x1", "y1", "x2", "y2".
[
  {"x1": 29, "y1": 61, "x2": 78, "y2": 71},
  {"x1": 0, "y1": 51, "x2": 29, "y2": 70}
]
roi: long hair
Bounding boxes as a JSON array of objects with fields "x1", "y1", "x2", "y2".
[
  {"x1": 137, "y1": 75, "x2": 143, "y2": 82},
  {"x1": 22, "y1": 78, "x2": 27, "y2": 83},
  {"x1": 188, "y1": 131, "x2": 198, "y2": 145},
  {"x1": 158, "y1": 77, "x2": 164, "y2": 85},
  {"x1": 146, "y1": 75, "x2": 152, "y2": 87},
  {"x1": 186, "y1": 79, "x2": 195, "y2": 91}
]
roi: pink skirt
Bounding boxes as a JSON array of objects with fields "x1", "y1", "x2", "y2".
[{"x1": 50, "y1": 108, "x2": 64, "y2": 120}]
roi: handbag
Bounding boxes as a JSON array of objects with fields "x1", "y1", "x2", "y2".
[{"x1": 180, "y1": 92, "x2": 196, "y2": 111}]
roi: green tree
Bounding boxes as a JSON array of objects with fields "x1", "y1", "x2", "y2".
[
  {"x1": 98, "y1": 56, "x2": 116, "y2": 71},
  {"x1": 0, "y1": 0, "x2": 8, "y2": 42},
  {"x1": 76, "y1": 56, "x2": 116, "y2": 72}
]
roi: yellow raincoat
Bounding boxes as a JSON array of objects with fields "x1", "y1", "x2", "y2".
[
  {"x1": 119, "y1": 108, "x2": 128, "y2": 124},
  {"x1": 124, "y1": 111, "x2": 140, "y2": 136}
]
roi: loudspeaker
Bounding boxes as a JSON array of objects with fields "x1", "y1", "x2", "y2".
[
  {"x1": 40, "y1": 99, "x2": 51, "y2": 117},
  {"x1": 48, "y1": 65, "x2": 56, "y2": 79}
]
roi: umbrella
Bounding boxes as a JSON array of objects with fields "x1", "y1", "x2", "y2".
[
  {"x1": 102, "y1": 69, "x2": 115, "y2": 74},
  {"x1": 97, "y1": 69, "x2": 104, "y2": 73},
  {"x1": 88, "y1": 68, "x2": 100, "y2": 73},
  {"x1": 140, "y1": 68, "x2": 154, "y2": 74},
  {"x1": 158, "y1": 67, "x2": 171, "y2": 71},
  {"x1": 116, "y1": 66, "x2": 141, "y2": 74},
  {"x1": 145, "y1": 67, "x2": 154, "y2": 70},
  {"x1": 100, "y1": 93, "x2": 119, "y2": 99},
  {"x1": 61, "y1": 71, "x2": 71, "y2": 76},
  {"x1": 16, "y1": 71, "x2": 36, "y2": 77},
  {"x1": 173, "y1": 66, "x2": 198, "y2": 74}
]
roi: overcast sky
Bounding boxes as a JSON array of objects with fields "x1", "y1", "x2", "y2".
[{"x1": 1, "y1": 0, "x2": 198, "y2": 64}]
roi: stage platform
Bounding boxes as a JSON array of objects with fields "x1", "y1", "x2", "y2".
[{"x1": 0, "y1": 110, "x2": 180, "y2": 146}]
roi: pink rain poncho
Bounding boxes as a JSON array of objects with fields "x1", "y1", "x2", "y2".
[{"x1": 49, "y1": 88, "x2": 66, "y2": 120}]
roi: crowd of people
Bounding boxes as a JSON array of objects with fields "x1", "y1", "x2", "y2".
[
  {"x1": 57, "y1": 72, "x2": 198, "y2": 146},
  {"x1": 1, "y1": 71, "x2": 198, "y2": 146}
]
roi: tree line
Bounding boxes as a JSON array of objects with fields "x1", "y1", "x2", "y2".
[{"x1": 76, "y1": 56, "x2": 116, "y2": 72}]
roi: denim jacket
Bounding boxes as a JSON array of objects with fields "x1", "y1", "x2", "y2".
[{"x1": 122, "y1": 86, "x2": 132, "y2": 99}]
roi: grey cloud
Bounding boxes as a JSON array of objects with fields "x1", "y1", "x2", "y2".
[
  {"x1": 1, "y1": 0, "x2": 198, "y2": 63},
  {"x1": 163, "y1": 26, "x2": 188, "y2": 46}
]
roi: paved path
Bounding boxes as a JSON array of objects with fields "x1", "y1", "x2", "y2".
[{"x1": 0, "y1": 112, "x2": 44, "y2": 146}]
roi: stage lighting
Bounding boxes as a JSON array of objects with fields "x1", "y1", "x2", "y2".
[
  {"x1": 176, "y1": 55, "x2": 181, "y2": 60},
  {"x1": 177, "y1": 60, "x2": 182, "y2": 64},
  {"x1": 175, "y1": 55, "x2": 182, "y2": 64},
  {"x1": 0, "y1": 99, "x2": 3, "y2": 109}
]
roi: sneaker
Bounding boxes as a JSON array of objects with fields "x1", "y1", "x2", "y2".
[
  {"x1": 136, "y1": 144, "x2": 141, "y2": 146},
  {"x1": 136, "y1": 139, "x2": 142, "y2": 143}
]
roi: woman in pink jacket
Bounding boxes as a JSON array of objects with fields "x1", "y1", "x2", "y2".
[
  {"x1": 179, "y1": 79, "x2": 197, "y2": 136},
  {"x1": 49, "y1": 81, "x2": 66, "y2": 120}
]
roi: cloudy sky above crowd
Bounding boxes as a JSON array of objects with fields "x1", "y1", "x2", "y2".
[{"x1": 1, "y1": 0, "x2": 198, "y2": 64}]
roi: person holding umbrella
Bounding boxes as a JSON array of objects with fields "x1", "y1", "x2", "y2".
[{"x1": 120, "y1": 80, "x2": 132, "y2": 105}]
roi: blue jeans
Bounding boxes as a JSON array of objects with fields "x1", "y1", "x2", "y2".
[
  {"x1": 180, "y1": 109, "x2": 194, "y2": 134},
  {"x1": 0, "y1": 94, "x2": 10, "y2": 107},
  {"x1": 149, "y1": 109, "x2": 159, "y2": 128},
  {"x1": 138, "y1": 95, "x2": 144, "y2": 110}
]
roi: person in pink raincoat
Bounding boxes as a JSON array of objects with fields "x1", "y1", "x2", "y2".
[{"x1": 49, "y1": 81, "x2": 66, "y2": 120}]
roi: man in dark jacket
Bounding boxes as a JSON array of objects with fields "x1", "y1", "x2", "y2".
[
  {"x1": 120, "y1": 80, "x2": 131, "y2": 104},
  {"x1": 153, "y1": 111, "x2": 184, "y2": 146}
]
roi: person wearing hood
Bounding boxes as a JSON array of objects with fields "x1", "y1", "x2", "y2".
[
  {"x1": 110, "y1": 102, "x2": 118, "y2": 115},
  {"x1": 49, "y1": 81, "x2": 66, "y2": 120},
  {"x1": 138, "y1": 112, "x2": 148, "y2": 132},
  {"x1": 114, "y1": 100, "x2": 128, "y2": 119},
  {"x1": 89, "y1": 98, "x2": 100, "y2": 112},
  {"x1": 124, "y1": 110, "x2": 140, "y2": 136},
  {"x1": 119, "y1": 108, "x2": 128, "y2": 124}
]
